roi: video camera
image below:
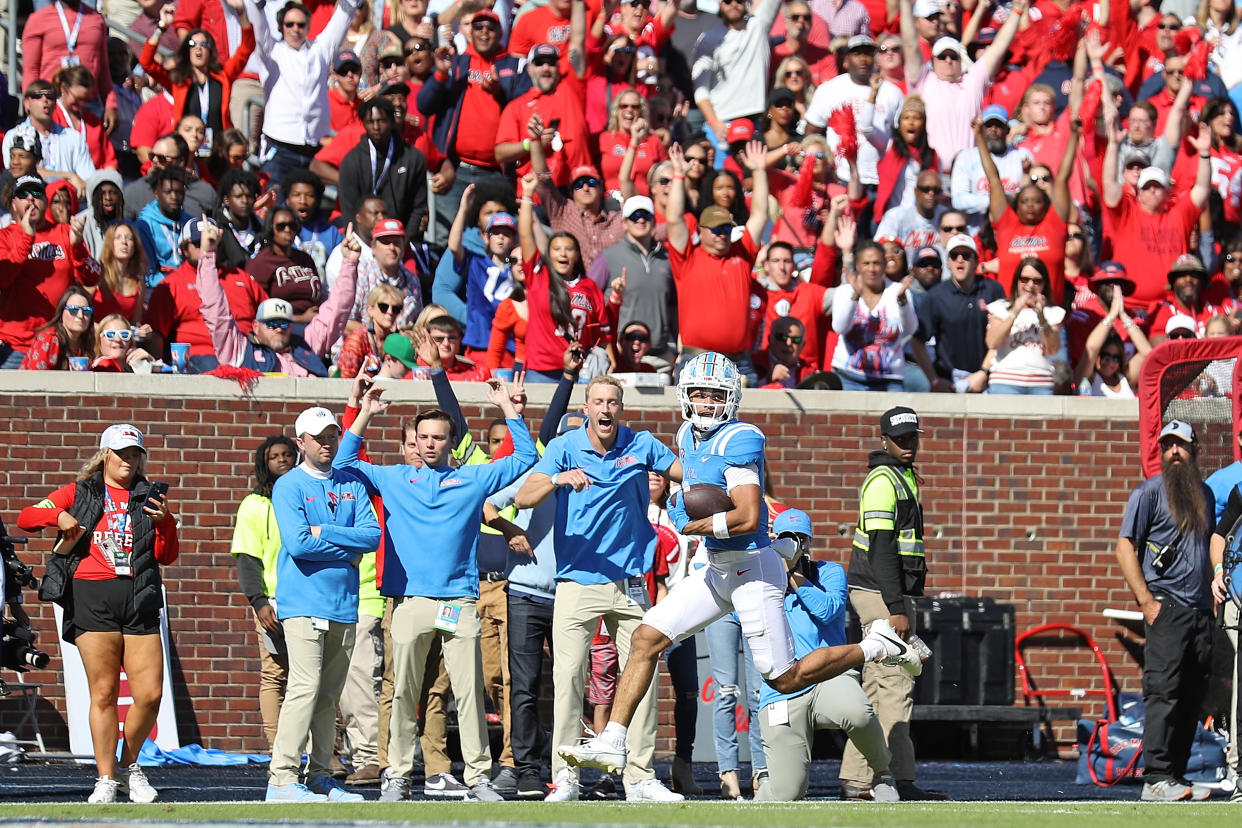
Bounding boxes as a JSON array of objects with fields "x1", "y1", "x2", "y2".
[{"x1": 0, "y1": 524, "x2": 50, "y2": 694}]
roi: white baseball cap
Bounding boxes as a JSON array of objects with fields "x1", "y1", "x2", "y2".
[
  {"x1": 946, "y1": 233, "x2": 977, "y2": 255},
  {"x1": 100, "y1": 423, "x2": 147, "y2": 453},
  {"x1": 294, "y1": 407, "x2": 339, "y2": 439},
  {"x1": 1158, "y1": 419, "x2": 1197, "y2": 444},
  {"x1": 1163, "y1": 314, "x2": 1196, "y2": 336},
  {"x1": 257, "y1": 298, "x2": 294, "y2": 323},
  {"x1": 1138, "y1": 166, "x2": 1169, "y2": 189},
  {"x1": 931, "y1": 36, "x2": 964, "y2": 58},
  {"x1": 622, "y1": 195, "x2": 655, "y2": 219},
  {"x1": 913, "y1": 0, "x2": 942, "y2": 17}
]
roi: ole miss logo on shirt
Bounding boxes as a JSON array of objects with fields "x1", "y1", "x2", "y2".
[{"x1": 616, "y1": 456, "x2": 639, "y2": 468}]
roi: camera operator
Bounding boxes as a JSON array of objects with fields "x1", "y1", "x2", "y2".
[
  {"x1": 0, "y1": 521, "x2": 48, "y2": 688},
  {"x1": 17, "y1": 424, "x2": 179, "y2": 804}
]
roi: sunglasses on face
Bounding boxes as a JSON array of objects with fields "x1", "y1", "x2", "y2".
[
  {"x1": 878, "y1": 44, "x2": 899, "y2": 53},
  {"x1": 936, "y1": 52, "x2": 960, "y2": 62},
  {"x1": 25, "y1": 90, "x2": 54, "y2": 100},
  {"x1": 618, "y1": 103, "x2": 642, "y2": 110},
  {"x1": 1030, "y1": 173, "x2": 1052, "y2": 184},
  {"x1": 785, "y1": 69, "x2": 808, "y2": 77},
  {"x1": 64, "y1": 305, "x2": 93, "y2": 317},
  {"x1": 706, "y1": 224, "x2": 734, "y2": 236},
  {"x1": 628, "y1": 210, "x2": 654, "y2": 222},
  {"x1": 948, "y1": 250, "x2": 973, "y2": 261},
  {"x1": 1124, "y1": 161, "x2": 1145, "y2": 170},
  {"x1": 338, "y1": 66, "x2": 361, "y2": 76},
  {"x1": 1066, "y1": 232, "x2": 1086, "y2": 241},
  {"x1": 624, "y1": 331, "x2": 650, "y2": 342},
  {"x1": 283, "y1": 18, "x2": 308, "y2": 28},
  {"x1": 1017, "y1": 275, "x2": 1044, "y2": 286},
  {"x1": 1158, "y1": 22, "x2": 1181, "y2": 29},
  {"x1": 1099, "y1": 352, "x2": 1122, "y2": 363},
  {"x1": 720, "y1": 0, "x2": 747, "y2": 5},
  {"x1": 263, "y1": 319, "x2": 292, "y2": 330},
  {"x1": 1167, "y1": 330, "x2": 1195, "y2": 339},
  {"x1": 1226, "y1": 252, "x2": 1241, "y2": 262},
  {"x1": 611, "y1": 45, "x2": 637, "y2": 54},
  {"x1": 656, "y1": 177, "x2": 673, "y2": 187},
  {"x1": 531, "y1": 56, "x2": 558, "y2": 67},
  {"x1": 186, "y1": 38, "x2": 213, "y2": 49},
  {"x1": 917, "y1": 185, "x2": 942, "y2": 194},
  {"x1": 274, "y1": 221, "x2": 299, "y2": 232},
  {"x1": 685, "y1": 155, "x2": 707, "y2": 163},
  {"x1": 776, "y1": 333, "x2": 804, "y2": 344},
  {"x1": 381, "y1": 57, "x2": 402, "y2": 67},
  {"x1": 471, "y1": 20, "x2": 500, "y2": 30},
  {"x1": 102, "y1": 329, "x2": 134, "y2": 341},
  {"x1": 940, "y1": 224, "x2": 966, "y2": 233},
  {"x1": 573, "y1": 177, "x2": 601, "y2": 190},
  {"x1": 1165, "y1": 68, "x2": 1185, "y2": 77},
  {"x1": 788, "y1": 12, "x2": 811, "y2": 20},
  {"x1": 151, "y1": 153, "x2": 180, "y2": 164}
]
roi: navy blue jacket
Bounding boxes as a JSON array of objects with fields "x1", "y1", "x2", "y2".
[{"x1": 416, "y1": 52, "x2": 531, "y2": 161}]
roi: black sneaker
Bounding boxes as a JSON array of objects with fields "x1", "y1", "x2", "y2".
[
  {"x1": 516, "y1": 769, "x2": 547, "y2": 799},
  {"x1": 492, "y1": 766, "x2": 519, "y2": 798}
]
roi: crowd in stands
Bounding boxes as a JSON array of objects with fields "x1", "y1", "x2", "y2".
[{"x1": 4, "y1": 0, "x2": 1242, "y2": 395}]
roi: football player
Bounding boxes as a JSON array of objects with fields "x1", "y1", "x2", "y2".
[{"x1": 559, "y1": 352, "x2": 922, "y2": 778}]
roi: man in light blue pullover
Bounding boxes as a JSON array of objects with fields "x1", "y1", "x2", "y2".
[
  {"x1": 755, "y1": 509, "x2": 899, "y2": 803},
  {"x1": 267, "y1": 406, "x2": 382, "y2": 803},
  {"x1": 334, "y1": 377, "x2": 537, "y2": 803}
]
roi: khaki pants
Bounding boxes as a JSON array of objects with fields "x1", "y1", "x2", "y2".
[
  {"x1": 839, "y1": 590, "x2": 915, "y2": 786},
  {"x1": 268, "y1": 617, "x2": 355, "y2": 786},
  {"x1": 228, "y1": 78, "x2": 265, "y2": 151},
  {"x1": 758, "y1": 673, "x2": 891, "y2": 801},
  {"x1": 1224, "y1": 601, "x2": 1239, "y2": 772},
  {"x1": 254, "y1": 617, "x2": 289, "y2": 751},
  {"x1": 377, "y1": 600, "x2": 453, "y2": 775},
  {"x1": 551, "y1": 579, "x2": 657, "y2": 785},
  {"x1": 478, "y1": 579, "x2": 513, "y2": 767},
  {"x1": 340, "y1": 614, "x2": 384, "y2": 767},
  {"x1": 387, "y1": 596, "x2": 489, "y2": 785}
]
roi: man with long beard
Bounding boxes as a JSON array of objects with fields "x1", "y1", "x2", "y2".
[{"x1": 1116, "y1": 420, "x2": 1215, "y2": 802}]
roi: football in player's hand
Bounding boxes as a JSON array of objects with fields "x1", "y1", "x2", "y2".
[{"x1": 680, "y1": 484, "x2": 735, "y2": 520}]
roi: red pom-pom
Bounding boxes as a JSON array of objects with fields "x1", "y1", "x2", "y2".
[
  {"x1": 1079, "y1": 78, "x2": 1102, "y2": 127},
  {"x1": 1184, "y1": 39, "x2": 1212, "y2": 81},
  {"x1": 207, "y1": 364, "x2": 266, "y2": 394},
  {"x1": 1174, "y1": 26, "x2": 1202, "y2": 56},
  {"x1": 1048, "y1": 3, "x2": 1087, "y2": 62},
  {"x1": 827, "y1": 105, "x2": 859, "y2": 163}
]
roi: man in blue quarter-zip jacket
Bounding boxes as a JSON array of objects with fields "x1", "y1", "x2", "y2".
[
  {"x1": 754, "y1": 510, "x2": 899, "y2": 803},
  {"x1": 334, "y1": 377, "x2": 537, "y2": 803},
  {"x1": 267, "y1": 406, "x2": 382, "y2": 804}
]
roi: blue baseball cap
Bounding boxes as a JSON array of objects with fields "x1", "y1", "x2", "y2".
[
  {"x1": 981, "y1": 104, "x2": 1008, "y2": 126},
  {"x1": 773, "y1": 508, "x2": 813, "y2": 539}
]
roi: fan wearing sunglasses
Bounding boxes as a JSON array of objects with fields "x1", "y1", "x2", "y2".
[
  {"x1": 92, "y1": 314, "x2": 155, "y2": 371},
  {"x1": 19, "y1": 286, "x2": 97, "y2": 371},
  {"x1": 196, "y1": 214, "x2": 363, "y2": 377},
  {"x1": 139, "y1": 3, "x2": 255, "y2": 137},
  {"x1": 338, "y1": 283, "x2": 406, "y2": 378},
  {"x1": 754, "y1": 315, "x2": 807, "y2": 388},
  {"x1": 246, "y1": 207, "x2": 324, "y2": 326}
]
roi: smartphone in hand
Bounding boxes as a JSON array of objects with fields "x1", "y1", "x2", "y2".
[{"x1": 144, "y1": 481, "x2": 169, "y2": 512}]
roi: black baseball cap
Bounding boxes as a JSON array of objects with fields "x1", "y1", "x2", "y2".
[{"x1": 881, "y1": 406, "x2": 923, "y2": 437}]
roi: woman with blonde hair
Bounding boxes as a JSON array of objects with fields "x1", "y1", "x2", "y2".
[
  {"x1": 94, "y1": 223, "x2": 148, "y2": 327},
  {"x1": 601, "y1": 89, "x2": 667, "y2": 197},
  {"x1": 338, "y1": 283, "x2": 406, "y2": 378},
  {"x1": 18, "y1": 424, "x2": 178, "y2": 803},
  {"x1": 342, "y1": 0, "x2": 385, "y2": 88},
  {"x1": 772, "y1": 56, "x2": 815, "y2": 119},
  {"x1": 92, "y1": 314, "x2": 156, "y2": 372}
]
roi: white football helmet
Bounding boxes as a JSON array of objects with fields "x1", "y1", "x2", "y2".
[{"x1": 678, "y1": 352, "x2": 742, "y2": 430}]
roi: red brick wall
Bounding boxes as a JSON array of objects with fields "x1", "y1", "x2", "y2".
[{"x1": 0, "y1": 383, "x2": 1158, "y2": 757}]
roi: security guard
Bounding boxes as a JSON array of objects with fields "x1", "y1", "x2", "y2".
[{"x1": 839, "y1": 406, "x2": 943, "y2": 801}]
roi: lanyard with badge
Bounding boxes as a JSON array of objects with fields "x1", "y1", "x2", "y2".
[
  {"x1": 369, "y1": 140, "x2": 394, "y2": 194},
  {"x1": 102, "y1": 490, "x2": 133, "y2": 575},
  {"x1": 56, "y1": 1, "x2": 83, "y2": 67},
  {"x1": 195, "y1": 82, "x2": 215, "y2": 152}
]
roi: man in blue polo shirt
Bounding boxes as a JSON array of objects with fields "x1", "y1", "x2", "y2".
[
  {"x1": 514, "y1": 375, "x2": 684, "y2": 803},
  {"x1": 333, "y1": 378, "x2": 536, "y2": 803}
]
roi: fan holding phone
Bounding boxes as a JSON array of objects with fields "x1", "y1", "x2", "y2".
[{"x1": 17, "y1": 424, "x2": 179, "y2": 804}]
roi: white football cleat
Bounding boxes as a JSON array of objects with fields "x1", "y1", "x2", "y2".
[
  {"x1": 864, "y1": 619, "x2": 923, "y2": 677},
  {"x1": 558, "y1": 734, "x2": 628, "y2": 775}
]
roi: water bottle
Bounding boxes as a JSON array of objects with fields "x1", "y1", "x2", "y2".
[{"x1": 907, "y1": 633, "x2": 933, "y2": 662}]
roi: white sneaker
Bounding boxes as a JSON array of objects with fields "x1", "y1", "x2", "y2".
[
  {"x1": 871, "y1": 771, "x2": 900, "y2": 803},
  {"x1": 864, "y1": 619, "x2": 923, "y2": 677},
  {"x1": 88, "y1": 776, "x2": 118, "y2": 804},
  {"x1": 625, "y1": 777, "x2": 685, "y2": 802},
  {"x1": 558, "y1": 734, "x2": 627, "y2": 775},
  {"x1": 544, "y1": 768, "x2": 580, "y2": 802},
  {"x1": 121, "y1": 762, "x2": 159, "y2": 803}
]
